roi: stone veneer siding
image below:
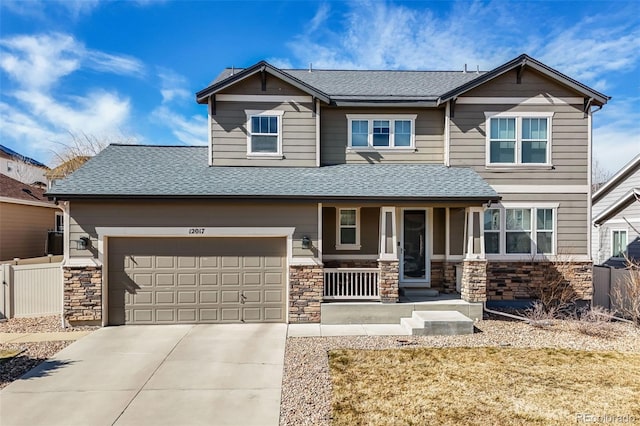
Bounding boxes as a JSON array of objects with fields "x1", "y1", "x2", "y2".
[
  {"x1": 289, "y1": 265, "x2": 324, "y2": 323},
  {"x1": 430, "y1": 261, "x2": 458, "y2": 293},
  {"x1": 63, "y1": 266, "x2": 102, "y2": 325},
  {"x1": 487, "y1": 261, "x2": 593, "y2": 301},
  {"x1": 378, "y1": 260, "x2": 399, "y2": 303},
  {"x1": 461, "y1": 260, "x2": 487, "y2": 303}
]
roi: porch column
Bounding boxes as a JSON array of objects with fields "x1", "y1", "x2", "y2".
[
  {"x1": 378, "y1": 206, "x2": 399, "y2": 303},
  {"x1": 461, "y1": 207, "x2": 487, "y2": 303}
]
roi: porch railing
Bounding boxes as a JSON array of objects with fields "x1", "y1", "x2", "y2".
[{"x1": 323, "y1": 268, "x2": 380, "y2": 300}]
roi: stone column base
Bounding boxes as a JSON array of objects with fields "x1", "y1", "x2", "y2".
[
  {"x1": 63, "y1": 265, "x2": 102, "y2": 326},
  {"x1": 378, "y1": 260, "x2": 399, "y2": 303},
  {"x1": 461, "y1": 259, "x2": 487, "y2": 303},
  {"x1": 288, "y1": 265, "x2": 323, "y2": 323}
]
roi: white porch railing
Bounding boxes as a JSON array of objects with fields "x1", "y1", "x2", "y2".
[{"x1": 323, "y1": 268, "x2": 380, "y2": 300}]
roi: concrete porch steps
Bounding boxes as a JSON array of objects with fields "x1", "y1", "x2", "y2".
[
  {"x1": 400, "y1": 310, "x2": 474, "y2": 336},
  {"x1": 321, "y1": 298, "x2": 483, "y2": 325}
]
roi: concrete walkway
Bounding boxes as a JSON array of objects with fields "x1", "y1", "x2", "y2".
[
  {"x1": 0, "y1": 331, "x2": 92, "y2": 343},
  {"x1": 1, "y1": 324, "x2": 287, "y2": 426},
  {"x1": 287, "y1": 323, "x2": 409, "y2": 337}
]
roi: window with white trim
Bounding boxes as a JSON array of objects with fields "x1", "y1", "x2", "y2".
[
  {"x1": 245, "y1": 110, "x2": 284, "y2": 156},
  {"x1": 336, "y1": 208, "x2": 361, "y2": 250},
  {"x1": 55, "y1": 212, "x2": 64, "y2": 232},
  {"x1": 347, "y1": 115, "x2": 416, "y2": 149},
  {"x1": 485, "y1": 112, "x2": 553, "y2": 166},
  {"x1": 484, "y1": 208, "x2": 501, "y2": 254},
  {"x1": 611, "y1": 230, "x2": 627, "y2": 258},
  {"x1": 484, "y1": 206, "x2": 555, "y2": 255}
]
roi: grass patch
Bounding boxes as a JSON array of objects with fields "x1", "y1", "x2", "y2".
[{"x1": 329, "y1": 347, "x2": 640, "y2": 425}]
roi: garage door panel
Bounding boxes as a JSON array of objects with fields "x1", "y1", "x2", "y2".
[
  {"x1": 108, "y1": 237, "x2": 286, "y2": 325},
  {"x1": 156, "y1": 292, "x2": 174, "y2": 304},
  {"x1": 221, "y1": 309, "x2": 240, "y2": 321},
  {"x1": 221, "y1": 290, "x2": 240, "y2": 303},
  {"x1": 177, "y1": 273, "x2": 196, "y2": 286},
  {"x1": 243, "y1": 273, "x2": 262, "y2": 285},
  {"x1": 264, "y1": 290, "x2": 283, "y2": 303},
  {"x1": 177, "y1": 291, "x2": 196, "y2": 304},
  {"x1": 156, "y1": 257, "x2": 174, "y2": 268},
  {"x1": 178, "y1": 256, "x2": 197, "y2": 268},
  {"x1": 156, "y1": 309, "x2": 175, "y2": 322},
  {"x1": 265, "y1": 272, "x2": 283, "y2": 285},
  {"x1": 200, "y1": 291, "x2": 218, "y2": 303},
  {"x1": 200, "y1": 274, "x2": 218, "y2": 285},
  {"x1": 221, "y1": 273, "x2": 239, "y2": 286}
]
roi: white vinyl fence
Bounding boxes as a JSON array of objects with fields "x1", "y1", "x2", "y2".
[
  {"x1": 593, "y1": 265, "x2": 635, "y2": 312},
  {"x1": 1, "y1": 262, "x2": 63, "y2": 319}
]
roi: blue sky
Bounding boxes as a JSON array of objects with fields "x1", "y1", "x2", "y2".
[{"x1": 1, "y1": 0, "x2": 638, "y2": 175}]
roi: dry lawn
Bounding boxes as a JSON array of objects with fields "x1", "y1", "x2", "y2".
[{"x1": 329, "y1": 347, "x2": 640, "y2": 425}]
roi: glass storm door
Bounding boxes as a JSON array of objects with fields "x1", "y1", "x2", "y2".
[{"x1": 401, "y1": 210, "x2": 429, "y2": 283}]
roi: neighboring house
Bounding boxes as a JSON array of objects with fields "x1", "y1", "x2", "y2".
[
  {"x1": 0, "y1": 145, "x2": 50, "y2": 189},
  {"x1": 592, "y1": 155, "x2": 640, "y2": 267},
  {"x1": 45, "y1": 156, "x2": 90, "y2": 190},
  {"x1": 48, "y1": 53, "x2": 609, "y2": 326},
  {"x1": 0, "y1": 174, "x2": 63, "y2": 260}
]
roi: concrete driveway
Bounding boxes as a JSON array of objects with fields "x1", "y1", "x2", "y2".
[{"x1": 1, "y1": 324, "x2": 287, "y2": 426}]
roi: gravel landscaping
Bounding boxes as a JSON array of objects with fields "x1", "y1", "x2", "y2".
[
  {"x1": 0, "y1": 316, "x2": 98, "y2": 389},
  {"x1": 279, "y1": 319, "x2": 640, "y2": 426}
]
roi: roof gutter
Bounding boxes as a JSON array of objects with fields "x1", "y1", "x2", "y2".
[{"x1": 46, "y1": 194, "x2": 501, "y2": 203}]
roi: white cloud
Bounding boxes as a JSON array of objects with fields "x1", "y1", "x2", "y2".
[
  {"x1": 2, "y1": 0, "x2": 102, "y2": 20},
  {"x1": 151, "y1": 67, "x2": 207, "y2": 146},
  {"x1": 592, "y1": 97, "x2": 640, "y2": 175},
  {"x1": 0, "y1": 33, "x2": 144, "y2": 91},
  {"x1": 152, "y1": 106, "x2": 208, "y2": 146},
  {"x1": 157, "y1": 68, "x2": 191, "y2": 103},
  {"x1": 0, "y1": 33, "x2": 142, "y2": 162}
]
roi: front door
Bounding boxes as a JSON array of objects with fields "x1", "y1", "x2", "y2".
[{"x1": 400, "y1": 209, "x2": 430, "y2": 286}]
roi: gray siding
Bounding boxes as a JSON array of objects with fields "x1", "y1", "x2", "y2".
[
  {"x1": 212, "y1": 101, "x2": 316, "y2": 167},
  {"x1": 593, "y1": 202, "x2": 640, "y2": 265},
  {"x1": 500, "y1": 193, "x2": 589, "y2": 255},
  {"x1": 450, "y1": 69, "x2": 589, "y2": 185},
  {"x1": 321, "y1": 107, "x2": 444, "y2": 165},
  {"x1": 69, "y1": 200, "x2": 318, "y2": 258}
]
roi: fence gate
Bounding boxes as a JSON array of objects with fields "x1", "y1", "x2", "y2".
[{"x1": 592, "y1": 266, "x2": 611, "y2": 310}]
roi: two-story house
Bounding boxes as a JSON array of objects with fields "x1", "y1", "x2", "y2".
[{"x1": 48, "y1": 54, "x2": 608, "y2": 326}]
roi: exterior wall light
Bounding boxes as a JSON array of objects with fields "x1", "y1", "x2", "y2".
[
  {"x1": 301, "y1": 236, "x2": 312, "y2": 249},
  {"x1": 77, "y1": 236, "x2": 90, "y2": 250}
]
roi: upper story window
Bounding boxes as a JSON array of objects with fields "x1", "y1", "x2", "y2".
[
  {"x1": 485, "y1": 112, "x2": 553, "y2": 166},
  {"x1": 347, "y1": 114, "x2": 417, "y2": 150},
  {"x1": 245, "y1": 110, "x2": 284, "y2": 157},
  {"x1": 484, "y1": 204, "x2": 556, "y2": 256}
]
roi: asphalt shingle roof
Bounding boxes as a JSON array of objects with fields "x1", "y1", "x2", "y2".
[
  {"x1": 1, "y1": 174, "x2": 52, "y2": 203},
  {"x1": 48, "y1": 145, "x2": 498, "y2": 201},
  {"x1": 212, "y1": 68, "x2": 485, "y2": 99}
]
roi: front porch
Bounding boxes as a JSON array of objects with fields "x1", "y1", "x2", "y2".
[{"x1": 289, "y1": 203, "x2": 491, "y2": 326}]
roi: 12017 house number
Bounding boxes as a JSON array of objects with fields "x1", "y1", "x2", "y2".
[{"x1": 188, "y1": 228, "x2": 205, "y2": 235}]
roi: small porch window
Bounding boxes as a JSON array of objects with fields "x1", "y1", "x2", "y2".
[{"x1": 336, "y1": 208, "x2": 361, "y2": 250}]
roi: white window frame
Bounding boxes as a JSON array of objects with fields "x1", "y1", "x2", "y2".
[
  {"x1": 245, "y1": 109, "x2": 284, "y2": 158},
  {"x1": 610, "y1": 229, "x2": 628, "y2": 259},
  {"x1": 484, "y1": 111, "x2": 554, "y2": 167},
  {"x1": 336, "y1": 207, "x2": 361, "y2": 250},
  {"x1": 484, "y1": 208, "x2": 501, "y2": 254},
  {"x1": 55, "y1": 211, "x2": 64, "y2": 232},
  {"x1": 346, "y1": 114, "x2": 417, "y2": 150},
  {"x1": 484, "y1": 203, "x2": 558, "y2": 258}
]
